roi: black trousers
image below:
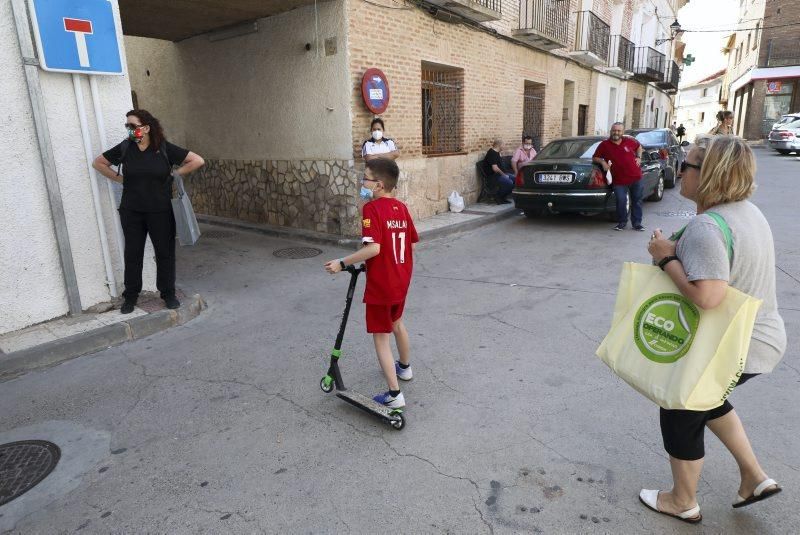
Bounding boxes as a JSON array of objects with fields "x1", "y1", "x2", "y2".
[
  {"x1": 119, "y1": 209, "x2": 176, "y2": 300},
  {"x1": 660, "y1": 373, "x2": 758, "y2": 461}
]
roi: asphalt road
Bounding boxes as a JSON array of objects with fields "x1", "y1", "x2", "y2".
[{"x1": 1, "y1": 147, "x2": 798, "y2": 534}]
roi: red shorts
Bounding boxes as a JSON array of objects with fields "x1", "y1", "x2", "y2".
[{"x1": 365, "y1": 301, "x2": 405, "y2": 333}]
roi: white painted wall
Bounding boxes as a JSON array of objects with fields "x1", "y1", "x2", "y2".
[
  {"x1": 125, "y1": 0, "x2": 352, "y2": 161},
  {"x1": 675, "y1": 80, "x2": 723, "y2": 141},
  {"x1": 594, "y1": 74, "x2": 629, "y2": 134},
  {"x1": 0, "y1": 0, "x2": 156, "y2": 335}
]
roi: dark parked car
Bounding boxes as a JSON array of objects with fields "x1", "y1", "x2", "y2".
[
  {"x1": 626, "y1": 128, "x2": 685, "y2": 188},
  {"x1": 512, "y1": 136, "x2": 664, "y2": 219}
]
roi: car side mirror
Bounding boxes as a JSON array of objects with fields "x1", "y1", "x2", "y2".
[{"x1": 680, "y1": 140, "x2": 690, "y2": 147}]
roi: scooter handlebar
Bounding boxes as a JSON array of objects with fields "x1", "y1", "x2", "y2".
[{"x1": 345, "y1": 264, "x2": 366, "y2": 274}]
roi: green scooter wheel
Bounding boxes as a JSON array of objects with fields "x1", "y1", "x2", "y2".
[
  {"x1": 389, "y1": 412, "x2": 405, "y2": 430},
  {"x1": 320, "y1": 376, "x2": 334, "y2": 393}
]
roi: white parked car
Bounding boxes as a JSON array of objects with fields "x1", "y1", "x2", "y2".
[{"x1": 768, "y1": 114, "x2": 800, "y2": 155}]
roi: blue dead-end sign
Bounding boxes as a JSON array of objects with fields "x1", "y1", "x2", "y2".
[{"x1": 29, "y1": 0, "x2": 124, "y2": 75}]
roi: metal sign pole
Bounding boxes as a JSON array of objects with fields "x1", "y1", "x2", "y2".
[
  {"x1": 89, "y1": 75, "x2": 125, "y2": 269},
  {"x1": 73, "y1": 73, "x2": 118, "y2": 298},
  {"x1": 11, "y1": 0, "x2": 82, "y2": 314}
]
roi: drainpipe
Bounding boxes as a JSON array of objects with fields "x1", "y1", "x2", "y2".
[
  {"x1": 72, "y1": 74, "x2": 118, "y2": 298},
  {"x1": 11, "y1": 0, "x2": 82, "y2": 314},
  {"x1": 89, "y1": 76, "x2": 125, "y2": 269}
]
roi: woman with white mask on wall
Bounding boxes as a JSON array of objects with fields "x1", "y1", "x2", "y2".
[{"x1": 361, "y1": 118, "x2": 400, "y2": 161}]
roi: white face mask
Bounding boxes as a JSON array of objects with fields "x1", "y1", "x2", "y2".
[
  {"x1": 523, "y1": 144, "x2": 532, "y2": 150},
  {"x1": 372, "y1": 130, "x2": 383, "y2": 141}
]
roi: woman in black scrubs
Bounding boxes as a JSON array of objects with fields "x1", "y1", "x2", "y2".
[{"x1": 93, "y1": 110, "x2": 204, "y2": 313}]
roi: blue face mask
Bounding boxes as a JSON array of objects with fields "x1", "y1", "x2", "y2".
[{"x1": 359, "y1": 186, "x2": 373, "y2": 200}]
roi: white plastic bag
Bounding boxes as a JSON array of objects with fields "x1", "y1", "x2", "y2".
[{"x1": 448, "y1": 191, "x2": 465, "y2": 213}]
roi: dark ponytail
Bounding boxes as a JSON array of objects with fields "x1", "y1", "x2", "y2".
[{"x1": 126, "y1": 109, "x2": 166, "y2": 149}]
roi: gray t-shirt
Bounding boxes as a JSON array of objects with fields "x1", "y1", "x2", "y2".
[{"x1": 675, "y1": 201, "x2": 787, "y2": 373}]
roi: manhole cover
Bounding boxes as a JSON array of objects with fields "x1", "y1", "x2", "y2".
[
  {"x1": 203, "y1": 230, "x2": 235, "y2": 239},
  {"x1": 273, "y1": 247, "x2": 323, "y2": 259},
  {"x1": 0, "y1": 440, "x2": 61, "y2": 506},
  {"x1": 655, "y1": 210, "x2": 697, "y2": 219}
]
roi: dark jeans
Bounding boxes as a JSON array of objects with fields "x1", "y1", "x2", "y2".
[
  {"x1": 494, "y1": 173, "x2": 514, "y2": 201},
  {"x1": 613, "y1": 181, "x2": 643, "y2": 226},
  {"x1": 660, "y1": 373, "x2": 758, "y2": 460},
  {"x1": 119, "y1": 209, "x2": 176, "y2": 300}
]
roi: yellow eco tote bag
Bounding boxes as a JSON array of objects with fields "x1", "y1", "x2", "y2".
[{"x1": 595, "y1": 213, "x2": 762, "y2": 410}]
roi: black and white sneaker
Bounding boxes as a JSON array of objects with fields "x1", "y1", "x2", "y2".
[
  {"x1": 633, "y1": 224, "x2": 646, "y2": 232},
  {"x1": 613, "y1": 223, "x2": 626, "y2": 231}
]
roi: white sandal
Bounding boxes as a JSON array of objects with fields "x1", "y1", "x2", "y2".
[
  {"x1": 733, "y1": 478, "x2": 782, "y2": 508},
  {"x1": 639, "y1": 489, "x2": 702, "y2": 524}
]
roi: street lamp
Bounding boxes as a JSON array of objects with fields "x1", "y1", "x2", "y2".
[{"x1": 655, "y1": 20, "x2": 684, "y2": 46}]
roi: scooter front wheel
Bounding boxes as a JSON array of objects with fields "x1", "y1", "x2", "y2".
[
  {"x1": 389, "y1": 413, "x2": 405, "y2": 430},
  {"x1": 320, "y1": 376, "x2": 334, "y2": 393}
]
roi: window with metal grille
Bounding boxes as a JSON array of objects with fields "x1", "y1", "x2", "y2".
[
  {"x1": 421, "y1": 64, "x2": 463, "y2": 155},
  {"x1": 523, "y1": 82, "x2": 545, "y2": 151}
]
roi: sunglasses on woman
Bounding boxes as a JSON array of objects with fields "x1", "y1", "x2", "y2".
[{"x1": 680, "y1": 161, "x2": 701, "y2": 172}]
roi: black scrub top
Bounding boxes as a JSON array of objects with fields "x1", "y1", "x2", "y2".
[{"x1": 104, "y1": 141, "x2": 189, "y2": 212}]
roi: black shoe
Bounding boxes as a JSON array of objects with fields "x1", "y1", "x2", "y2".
[
  {"x1": 613, "y1": 223, "x2": 626, "y2": 231},
  {"x1": 497, "y1": 198, "x2": 512, "y2": 204},
  {"x1": 633, "y1": 224, "x2": 646, "y2": 231},
  {"x1": 121, "y1": 299, "x2": 136, "y2": 314},
  {"x1": 163, "y1": 296, "x2": 180, "y2": 309}
]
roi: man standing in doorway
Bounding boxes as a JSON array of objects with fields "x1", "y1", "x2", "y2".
[{"x1": 592, "y1": 122, "x2": 645, "y2": 231}]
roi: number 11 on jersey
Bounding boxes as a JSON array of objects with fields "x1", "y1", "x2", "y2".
[{"x1": 391, "y1": 232, "x2": 406, "y2": 264}]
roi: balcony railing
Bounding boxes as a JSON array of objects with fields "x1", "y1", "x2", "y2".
[
  {"x1": 657, "y1": 60, "x2": 680, "y2": 92},
  {"x1": 570, "y1": 10, "x2": 610, "y2": 66},
  {"x1": 425, "y1": 0, "x2": 501, "y2": 22},
  {"x1": 607, "y1": 34, "x2": 635, "y2": 74},
  {"x1": 633, "y1": 46, "x2": 665, "y2": 82},
  {"x1": 513, "y1": 0, "x2": 570, "y2": 51},
  {"x1": 762, "y1": 38, "x2": 800, "y2": 67}
]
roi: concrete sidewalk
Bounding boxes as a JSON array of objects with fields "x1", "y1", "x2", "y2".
[
  {"x1": 197, "y1": 201, "x2": 518, "y2": 247},
  {"x1": 0, "y1": 202, "x2": 515, "y2": 381},
  {"x1": 0, "y1": 293, "x2": 206, "y2": 381}
]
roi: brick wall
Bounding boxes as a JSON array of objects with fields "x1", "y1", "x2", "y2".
[
  {"x1": 347, "y1": 0, "x2": 599, "y2": 220},
  {"x1": 760, "y1": 0, "x2": 800, "y2": 67}
]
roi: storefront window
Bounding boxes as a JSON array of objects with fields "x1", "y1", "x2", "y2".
[{"x1": 762, "y1": 80, "x2": 795, "y2": 135}]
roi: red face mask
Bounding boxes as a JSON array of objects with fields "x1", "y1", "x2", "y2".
[{"x1": 127, "y1": 127, "x2": 144, "y2": 143}]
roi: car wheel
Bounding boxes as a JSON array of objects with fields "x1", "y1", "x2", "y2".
[
  {"x1": 663, "y1": 166, "x2": 675, "y2": 188},
  {"x1": 776, "y1": 149, "x2": 791, "y2": 155},
  {"x1": 647, "y1": 173, "x2": 665, "y2": 202}
]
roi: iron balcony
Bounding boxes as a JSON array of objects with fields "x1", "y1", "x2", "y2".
[{"x1": 513, "y1": 0, "x2": 570, "y2": 51}]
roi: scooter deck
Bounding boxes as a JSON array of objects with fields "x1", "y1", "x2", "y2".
[{"x1": 336, "y1": 390, "x2": 402, "y2": 422}]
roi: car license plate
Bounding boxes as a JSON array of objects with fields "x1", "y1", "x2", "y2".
[{"x1": 537, "y1": 173, "x2": 573, "y2": 184}]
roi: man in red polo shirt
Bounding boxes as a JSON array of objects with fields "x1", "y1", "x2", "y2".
[{"x1": 593, "y1": 122, "x2": 645, "y2": 231}]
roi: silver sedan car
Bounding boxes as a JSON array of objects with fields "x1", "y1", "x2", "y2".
[{"x1": 768, "y1": 114, "x2": 800, "y2": 155}]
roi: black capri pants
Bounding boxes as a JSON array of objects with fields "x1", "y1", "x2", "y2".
[{"x1": 660, "y1": 373, "x2": 758, "y2": 461}]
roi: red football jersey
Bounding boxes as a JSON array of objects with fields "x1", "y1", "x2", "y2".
[{"x1": 361, "y1": 197, "x2": 419, "y2": 305}]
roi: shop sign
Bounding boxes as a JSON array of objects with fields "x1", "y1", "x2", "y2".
[{"x1": 767, "y1": 81, "x2": 783, "y2": 94}]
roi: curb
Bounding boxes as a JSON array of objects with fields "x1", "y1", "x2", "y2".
[
  {"x1": 0, "y1": 294, "x2": 206, "y2": 381},
  {"x1": 198, "y1": 206, "x2": 518, "y2": 249},
  {"x1": 419, "y1": 206, "x2": 518, "y2": 241},
  {"x1": 196, "y1": 214, "x2": 361, "y2": 248}
]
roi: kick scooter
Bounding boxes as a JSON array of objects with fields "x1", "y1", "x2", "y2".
[{"x1": 320, "y1": 264, "x2": 405, "y2": 430}]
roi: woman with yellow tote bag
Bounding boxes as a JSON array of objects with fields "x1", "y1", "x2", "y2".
[{"x1": 598, "y1": 136, "x2": 787, "y2": 523}]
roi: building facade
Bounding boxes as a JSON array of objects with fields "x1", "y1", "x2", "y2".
[
  {"x1": 675, "y1": 69, "x2": 725, "y2": 142},
  {"x1": 723, "y1": 0, "x2": 800, "y2": 139},
  {"x1": 2, "y1": 0, "x2": 686, "y2": 334}
]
